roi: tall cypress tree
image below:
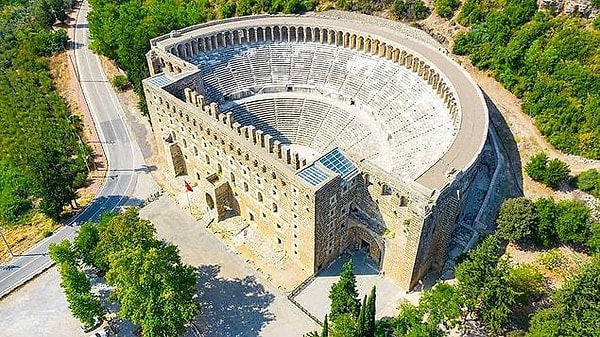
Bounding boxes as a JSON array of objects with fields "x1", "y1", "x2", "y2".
[
  {"x1": 322, "y1": 314, "x2": 329, "y2": 337},
  {"x1": 357, "y1": 294, "x2": 367, "y2": 336},
  {"x1": 328, "y1": 260, "x2": 360, "y2": 320},
  {"x1": 365, "y1": 286, "x2": 376, "y2": 336}
]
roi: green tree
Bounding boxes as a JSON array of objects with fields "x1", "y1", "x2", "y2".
[
  {"x1": 106, "y1": 244, "x2": 200, "y2": 337},
  {"x1": 394, "y1": 0, "x2": 430, "y2": 20},
  {"x1": 419, "y1": 282, "x2": 462, "y2": 330},
  {"x1": 496, "y1": 197, "x2": 538, "y2": 243},
  {"x1": 525, "y1": 152, "x2": 549, "y2": 183},
  {"x1": 73, "y1": 222, "x2": 100, "y2": 267},
  {"x1": 543, "y1": 158, "x2": 570, "y2": 188},
  {"x1": 455, "y1": 236, "x2": 518, "y2": 334},
  {"x1": 329, "y1": 260, "x2": 360, "y2": 321},
  {"x1": 527, "y1": 256, "x2": 600, "y2": 336},
  {"x1": 58, "y1": 263, "x2": 103, "y2": 329},
  {"x1": 555, "y1": 200, "x2": 590, "y2": 244},
  {"x1": 434, "y1": 0, "x2": 460, "y2": 18},
  {"x1": 95, "y1": 209, "x2": 156, "y2": 271},
  {"x1": 49, "y1": 239, "x2": 77, "y2": 266},
  {"x1": 0, "y1": 161, "x2": 32, "y2": 224},
  {"x1": 533, "y1": 197, "x2": 558, "y2": 247},
  {"x1": 365, "y1": 286, "x2": 375, "y2": 336}
]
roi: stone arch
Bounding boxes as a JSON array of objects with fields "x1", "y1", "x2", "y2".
[
  {"x1": 348, "y1": 224, "x2": 384, "y2": 267},
  {"x1": 273, "y1": 26, "x2": 281, "y2": 41},
  {"x1": 281, "y1": 26, "x2": 289, "y2": 42},
  {"x1": 336, "y1": 30, "x2": 343, "y2": 46},
  {"x1": 364, "y1": 38, "x2": 372, "y2": 53},
  {"x1": 265, "y1": 26, "x2": 272, "y2": 41},
  {"x1": 313, "y1": 27, "x2": 320, "y2": 43},
  {"x1": 297, "y1": 26, "x2": 304, "y2": 42},
  {"x1": 357, "y1": 35, "x2": 364, "y2": 51},
  {"x1": 257, "y1": 27, "x2": 264, "y2": 42},
  {"x1": 191, "y1": 40, "x2": 198, "y2": 55},
  {"x1": 176, "y1": 44, "x2": 184, "y2": 57},
  {"x1": 290, "y1": 26, "x2": 297, "y2": 42},
  {"x1": 305, "y1": 27, "x2": 312, "y2": 42},
  {"x1": 206, "y1": 193, "x2": 215, "y2": 210}
]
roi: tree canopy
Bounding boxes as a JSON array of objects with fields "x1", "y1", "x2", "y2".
[
  {"x1": 454, "y1": 5, "x2": 600, "y2": 159},
  {"x1": 527, "y1": 256, "x2": 600, "y2": 336},
  {"x1": 496, "y1": 197, "x2": 537, "y2": 243},
  {"x1": 0, "y1": 0, "x2": 90, "y2": 222}
]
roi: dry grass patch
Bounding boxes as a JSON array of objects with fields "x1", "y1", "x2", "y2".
[{"x1": 0, "y1": 214, "x2": 59, "y2": 263}]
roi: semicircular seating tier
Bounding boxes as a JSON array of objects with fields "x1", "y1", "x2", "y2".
[{"x1": 185, "y1": 41, "x2": 458, "y2": 180}]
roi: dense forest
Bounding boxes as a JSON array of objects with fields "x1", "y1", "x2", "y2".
[
  {"x1": 454, "y1": 0, "x2": 600, "y2": 159},
  {"x1": 0, "y1": 0, "x2": 91, "y2": 222}
]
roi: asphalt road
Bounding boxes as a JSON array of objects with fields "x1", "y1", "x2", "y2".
[{"x1": 0, "y1": 0, "x2": 155, "y2": 299}]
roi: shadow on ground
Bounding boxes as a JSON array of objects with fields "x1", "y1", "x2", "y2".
[
  {"x1": 193, "y1": 264, "x2": 275, "y2": 337},
  {"x1": 318, "y1": 251, "x2": 379, "y2": 277}
]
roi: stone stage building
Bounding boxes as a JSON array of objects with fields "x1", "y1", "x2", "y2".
[{"x1": 142, "y1": 11, "x2": 489, "y2": 290}]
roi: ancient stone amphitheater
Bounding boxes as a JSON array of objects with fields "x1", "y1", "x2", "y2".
[{"x1": 143, "y1": 11, "x2": 489, "y2": 290}]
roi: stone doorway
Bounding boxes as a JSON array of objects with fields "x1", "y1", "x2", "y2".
[{"x1": 206, "y1": 193, "x2": 215, "y2": 219}]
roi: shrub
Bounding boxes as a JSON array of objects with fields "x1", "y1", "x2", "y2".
[
  {"x1": 543, "y1": 158, "x2": 570, "y2": 188},
  {"x1": 42, "y1": 229, "x2": 53, "y2": 238},
  {"x1": 525, "y1": 152, "x2": 548, "y2": 182},
  {"x1": 574, "y1": 169, "x2": 600, "y2": 198},
  {"x1": 586, "y1": 222, "x2": 600, "y2": 253},
  {"x1": 496, "y1": 197, "x2": 537, "y2": 243},
  {"x1": 537, "y1": 248, "x2": 565, "y2": 271},
  {"x1": 533, "y1": 198, "x2": 558, "y2": 247},
  {"x1": 394, "y1": 0, "x2": 430, "y2": 20},
  {"x1": 111, "y1": 75, "x2": 128, "y2": 92},
  {"x1": 434, "y1": 0, "x2": 460, "y2": 18},
  {"x1": 507, "y1": 264, "x2": 545, "y2": 305},
  {"x1": 555, "y1": 200, "x2": 590, "y2": 244},
  {"x1": 525, "y1": 153, "x2": 570, "y2": 188}
]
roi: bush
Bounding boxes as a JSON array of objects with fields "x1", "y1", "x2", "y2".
[
  {"x1": 42, "y1": 229, "x2": 53, "y2": 238},
  {"x1": 544, "y1": 158, "x2": 570, "y2": 188},
  {"x1": 537, "y1": 248, "x2": 565, "y2": 271},
  {"x1": 574, "y1": 169, "x2": 600, "y2": 198},
  {"x1": 394, "y1": 0, "x2": 430, "y2": 20},
  {"x1": 533, "y1": 198, "x2": 558, "y2": 247},
  {"x1": 434, "y1": 0, "x2": 460, "y2": 18},
  {"x1": 525, "y1": 153, "x2": 570, "y2": 188},
  {"x1": 507, "y1": 264, "x2": 545, "y2": 304},
  {"x1": 496, "y1": 197, "x2": 537, "y2": 243},
  {"x1": 555, "y1": 200, "x2": 590, "y2": 244},
  {"x1": 587, "y1": 222, "x2": 600, "y2": 253},
  {"x1": 111, "y1": 75, "x2": 128, "y2": 92},
  {"x1": 525, "y1": 152, "x2": 548, "y2": 182}
]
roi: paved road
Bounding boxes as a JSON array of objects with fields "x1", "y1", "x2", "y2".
[{"x1": 0, "y1": 0, "x2": 156, "y2": 299}]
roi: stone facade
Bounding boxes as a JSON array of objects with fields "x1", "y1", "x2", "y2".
[{"x1": 142, "y1": 13, "x2": 488, "y2": 290}]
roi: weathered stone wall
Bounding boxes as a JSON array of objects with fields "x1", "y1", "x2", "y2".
[{"x1": 143, "y1": 79, "x2": 321, "y2": 273}]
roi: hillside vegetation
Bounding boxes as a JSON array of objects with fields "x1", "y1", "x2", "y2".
[
  {"x1": 0, "y1": 0, "x2": 91, "y2": 223},
  {"x1": 454, "y1": 0, "x2": 600, "y2": 159}
]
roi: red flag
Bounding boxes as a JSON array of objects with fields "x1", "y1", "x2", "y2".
[{"x1": 184, "y1": 181, "x2": 193, "y2": 192}]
